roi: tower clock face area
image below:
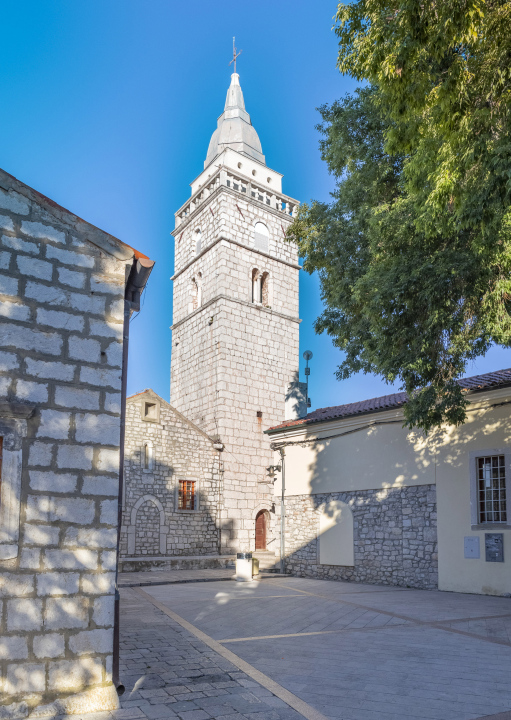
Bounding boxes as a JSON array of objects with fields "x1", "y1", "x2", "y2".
[{"x1": 170, "y1": 68, "x2": 300, "y2": 553}]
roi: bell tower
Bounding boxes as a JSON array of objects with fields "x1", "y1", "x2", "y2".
[{"x1": 170, "y1": 68, "x2": 300, "y2": 553}]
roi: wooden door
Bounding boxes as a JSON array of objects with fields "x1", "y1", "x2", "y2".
[{"x1": 255, "y1": 510, "x2": 267, "y2": 550}]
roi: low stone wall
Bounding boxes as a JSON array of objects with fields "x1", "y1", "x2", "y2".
[
  {"x1": 118, "y1": 554, "x2": 235, "y2": 573},
  {"x1": 284, "y1": 484, "x2": 438, "y2": 589}
]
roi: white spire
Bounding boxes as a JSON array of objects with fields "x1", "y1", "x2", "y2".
[{"x1": 204, "y1": 72, "x2": 266, "y2": 169}]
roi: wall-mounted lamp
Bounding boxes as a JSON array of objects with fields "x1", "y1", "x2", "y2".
[{"x1": 266, "y1": 464, "x2": 282, "y2": 478}]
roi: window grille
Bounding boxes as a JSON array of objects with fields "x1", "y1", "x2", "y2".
[
  {"x1": 477, "y1": 455, "x2": 507, "y2": 523},
  {"x1": 178, "y1": 480, "x2": 196, "y2": 510}
]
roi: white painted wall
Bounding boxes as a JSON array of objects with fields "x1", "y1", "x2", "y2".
[
  {"x1": 191, "y1": 148, "x2": 283, "y2": 195},
  {"x1": 274, "y1": 414, "x2": 434, "y2": 497},
  {"x1": 270, "y1": 389, "x2": 511, "y2": 596}
]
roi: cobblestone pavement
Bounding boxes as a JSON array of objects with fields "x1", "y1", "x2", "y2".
[
  {"x1": 114, "y1": 583, "x2": 310, "y2": 720},
  {"x1": 129, "y1": 577, "x2": 511, "y2": 720},
  {"x1": 53, "y1": 576, "x2": 511, "y2": 720}
]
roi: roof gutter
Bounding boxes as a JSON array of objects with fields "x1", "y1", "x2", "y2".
[
  {"x1": 265, "y1": 381, "x2": 511, "y2": 436},
  {"x1": 112, "y1": 252, "x2": 154, "y2": 695},
  {"x1": 125, "y1": 256, "x2": 155, "y2": 312}
]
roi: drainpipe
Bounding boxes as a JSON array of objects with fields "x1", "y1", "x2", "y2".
[
  {"x1": 113, "y1": 256, "x2": 154, "y2": 695},
  {"x1": 279, "y1": 447, "x2": 286, "y2": 574}
]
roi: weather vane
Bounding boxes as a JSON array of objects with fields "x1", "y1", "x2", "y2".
[{"x1": 229, "y1": 37, "x2": 242, "y2": 74}]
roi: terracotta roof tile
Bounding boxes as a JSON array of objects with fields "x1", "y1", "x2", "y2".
[{"x1": 267, "y1": 368, "x2": 511, "y2": 432}]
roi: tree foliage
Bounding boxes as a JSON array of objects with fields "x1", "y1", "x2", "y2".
[{"x1": 288, "y1": 1, "x2": 511, "y2": 431}]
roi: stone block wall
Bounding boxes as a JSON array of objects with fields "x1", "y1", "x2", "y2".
[
  {"x1": 119, "y1": 392, "x2": 222, "y2": 560},
  {"x1": 173, "y1": 239, "x2": 299, "y2": 325},
  {"x1": 170, "y1": 182, "x2": 300, "y2": 554},
  {"x1": 173, "y1": 182, "x2": 297, "y2": 276},
  {"x1": 282, "y1": 485, "x2": 438, "y2": 589},
  {"x1": 0, "y1": 172, "x2": 134, "y2": 714}
]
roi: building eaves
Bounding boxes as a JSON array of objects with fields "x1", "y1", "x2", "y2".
[{"x1": 265, "y1": 368, "x2": 511, "y2": 434}]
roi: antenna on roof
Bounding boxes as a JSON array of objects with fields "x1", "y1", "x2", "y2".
[{"x1": 303, "y1": 350, "x2": 313, "y2": 408}]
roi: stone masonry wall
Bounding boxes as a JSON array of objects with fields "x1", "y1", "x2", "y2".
[
  {"x1": 120, "y1": 393, "x2": 221, "y2": 561},
  {"x1": 170, "y1": 182, "x2": 299, "y2": 554},
  {"x1": 173, "y1": 181, "x2": 297, "y2": 279},
  {"x1": 283, "y1": 485, "x2": 438, "y2": 589},
  {"x1": 0, "y1": 174, "x2": 130, "y2": 713}
]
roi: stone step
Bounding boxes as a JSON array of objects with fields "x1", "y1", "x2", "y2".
[{"x1": 253, "y1": 551, "x2": 278, "y2": 570}]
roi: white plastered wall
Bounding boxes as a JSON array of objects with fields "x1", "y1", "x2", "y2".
[
  {"x1": 271, "y1": 389, "x2": 511, "y2": 596},
  {"x1": 433, "y1": 389, "x2": 511, "y2": 595}
]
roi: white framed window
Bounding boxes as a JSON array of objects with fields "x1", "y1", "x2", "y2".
[
  {"x1": 470, "y1": 448, "x2": 510, "y2": 527},
  {"x1": 195, "y1": 228, "x2": 202, "y2": 255},
  {"x1": 477, "y1": 455, "x2": 507, "y2": 523},
  {"x1": 254, "y1": 222, "x2": 269, "y2": 253}
]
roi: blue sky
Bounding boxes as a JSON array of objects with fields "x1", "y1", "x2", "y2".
[{"x1": 1, "y1": 1, "x2": 509, "y2": 410}]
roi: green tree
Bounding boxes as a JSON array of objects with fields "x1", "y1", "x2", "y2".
[{"x1": 289, "y1": 1, "x2": 511, "y2": 432}]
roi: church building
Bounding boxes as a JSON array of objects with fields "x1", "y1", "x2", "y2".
[
  {"x1": 120, "y1": 68, "x2": 301, "y2": 568},
  {"x1": 119, "y1": 69, "x2": 511, "y2": 598}
]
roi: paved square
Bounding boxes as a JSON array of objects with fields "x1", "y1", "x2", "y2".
[{"x1": 118, "y1": 576, "x2": 511, "y2": 720}]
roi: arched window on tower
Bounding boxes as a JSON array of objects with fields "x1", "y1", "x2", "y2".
[
  {"x1": 142, "y1": 442, "x2": 154, "y2": 471},
  {"x1": 191, "y1": 273, "x2": 203, "y2": 311},
  {"x1": 254, "y1": 222, "x2": 269, "y2": 253},
  {"x1": 195, "y1": 228, "x2": 202, "y2": 255},
  {"x1": 261, "y1": 272, "x2": 270, "y2": 306},
  {"x1": 191, "y1": 277, "x2": 199, "y2": 311},
  {"x1": 197, "y1": 271, "x2": 203, "y2": 307},
  {"x1": 251, "y1": 268, "x2": 261, "y2": 304}
]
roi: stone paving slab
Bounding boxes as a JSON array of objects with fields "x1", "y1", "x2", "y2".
[
  {"x1": 139, "y1": 577, "x2": 511, "y2": 720},
  {"x1": 45, "y1": 576, "x2": 511, "y2": 720},
  {"x1": 115, "y1": 585, "x2": 316, "y2": 720}
]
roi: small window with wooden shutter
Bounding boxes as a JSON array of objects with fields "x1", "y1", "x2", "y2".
[{"x1": 178, "y1": 480, "x2": 196, "y2": 510}]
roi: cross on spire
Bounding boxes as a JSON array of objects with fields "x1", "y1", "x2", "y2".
[{"x1": 229, "y1": 36, "x2": 242, "y2": 74}]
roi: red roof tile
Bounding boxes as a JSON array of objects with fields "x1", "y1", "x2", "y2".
[{"x1": 267, "y1": 368, "x2": 511, "y2": 433}]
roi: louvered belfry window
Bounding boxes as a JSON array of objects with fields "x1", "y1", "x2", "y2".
[
  {"x1": 477, "y1": 455, "x2": 507, "y2": 523},
  {"x1": 179, "y1": 480, "x2": 196, "y2": 510}
]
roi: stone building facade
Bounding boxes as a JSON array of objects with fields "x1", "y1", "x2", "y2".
[
  {"x1": 119, "y1": 390, "x2": 224, "y2": 571},
  {"x1": 282, "y1": 487, "x2": 438, "y2": 589},
  {"x1": 0, "y1": 168, "x2": 152, "y2": 714},
  {"x1": 168, "y1": 72, "x2": 300, "y2": 555}
]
